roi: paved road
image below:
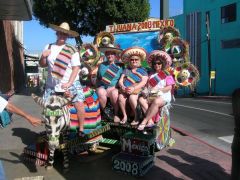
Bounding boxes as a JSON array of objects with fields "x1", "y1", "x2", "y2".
[
  {"x1": 171, "y1": 98, "x2": 234, "y2": 154},
  {"x1": 0, "y1": 95, "x2": 232, "y2": 179}
]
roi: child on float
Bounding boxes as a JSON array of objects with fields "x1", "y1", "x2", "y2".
[
  {"x1": 138, "y1": 50, "x2": 175, "y2": 130},
  {"x1": 117, "y1": 47, "x2": 148, "y2": 125}
]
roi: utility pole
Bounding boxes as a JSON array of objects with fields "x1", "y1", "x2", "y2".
[
  {"x1": 206, "y1": 11, "x2": 212, "y2": 96},
  {"x1": 160, "y1": 0, "x2": 163, "y2": 19}
]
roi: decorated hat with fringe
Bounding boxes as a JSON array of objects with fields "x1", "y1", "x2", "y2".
[
  {"x1": 147, "y1": 50, "x2": 172, "y2": 68},
  {"x1": 94, "y1": 31, "x2": 115, "y2": 47},
  {"x1": 121, "y1": 47, "x2": 147, "y2": 63}
]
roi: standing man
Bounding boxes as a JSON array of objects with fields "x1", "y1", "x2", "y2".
[{"x1": 39, "y1": 22, "x2": 85, "y2": 137}]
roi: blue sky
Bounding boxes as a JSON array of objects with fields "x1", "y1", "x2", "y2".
[{"x1": 24, "y1": 0, "x2": 182, "y2": 54}]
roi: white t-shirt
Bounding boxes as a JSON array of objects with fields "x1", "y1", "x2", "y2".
[
  {"x1": 43, "y1": 43, "x2": 81, "y2": 89},
  {"x1": 0, "y1": 96, "x2": 8, "y2": 113}
]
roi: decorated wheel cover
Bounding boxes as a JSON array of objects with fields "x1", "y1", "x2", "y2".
[{"x1": 174, "y1": 63, "x2": 199, "y2": 89}]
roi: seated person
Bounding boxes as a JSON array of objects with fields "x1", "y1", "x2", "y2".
[
  {"x1": 0, "y1": 95, "x2": 41, "y2": 127},
  {"x1": 138, "y1": 50, "x2": 175, "y2": 130},
  {"x1": 118, "y1": 47, "x2": 148, "y2": 125},
  {"x1": 96, "y1": 44, "x2": 123, "y2": 123}
]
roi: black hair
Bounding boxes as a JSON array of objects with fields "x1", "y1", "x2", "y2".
[{"x1": 151, "y1": 55, "x2": 167, "y2": 70}]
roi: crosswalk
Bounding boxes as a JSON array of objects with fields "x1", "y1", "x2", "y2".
[{"x1": 218, "y1": 135, "x2": 233, "y2": 144}]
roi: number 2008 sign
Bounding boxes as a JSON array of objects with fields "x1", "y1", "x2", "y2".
[{"x1": 113, "y1": 159, "x2": 139, "y2": 176}]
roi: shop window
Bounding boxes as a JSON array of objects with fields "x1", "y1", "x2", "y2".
[
  {"x1": 221, "y1": 3, "x2": 236, "y2": 23},
  {"x1": 221, "y1": 39, "x2": 240, "y2": 49}
]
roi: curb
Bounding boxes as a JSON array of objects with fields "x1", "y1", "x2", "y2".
[{"x1": 171, "y1": 125, "x2": 232, "y2": 156}]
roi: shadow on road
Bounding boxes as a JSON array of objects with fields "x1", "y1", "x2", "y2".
[
  {"x1": 158, "y1": 149, "x2": 230, "y2": 180},
  {"x1": 11, "y1": 128, "x2": 39, "y2": 146}
]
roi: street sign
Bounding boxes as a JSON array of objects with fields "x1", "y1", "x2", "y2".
[{"x1": 210, "y1": 71, "x2": 216, "y2": 79}]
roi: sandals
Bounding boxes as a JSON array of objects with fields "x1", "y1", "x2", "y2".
[
  {"x1": 78, "y1": 131, "x2": 85, "y2": 138},
  {"x1": 131, "y1": 120, "x2": 139, "y2": 126},
  {"x1": 137, "y1": 123, "x2": 146, "y2": 131},
  {"x1": 145, "y1": 123, "x2": 155, "y2": 128},
  {"x1": 120, "y1": 117, "x2": 127, "y2": 124}
]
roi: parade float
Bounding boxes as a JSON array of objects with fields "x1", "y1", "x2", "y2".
[{"x1": 22, "y1": 18, "x2": 199, "y2": 176}]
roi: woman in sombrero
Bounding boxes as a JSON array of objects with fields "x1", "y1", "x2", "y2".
[
  {"x1": 96, "y1": 43, "x2": 123, "y2": 123},
  {"x1": 117, "y1": 47, "x2": 148, "y2": 125},
  {"x1": 39, "y1": 22, "x2": 86, "y2": 137},
  {"x1": 137, "y1": 50, "x2": 175, "y2": 130}
]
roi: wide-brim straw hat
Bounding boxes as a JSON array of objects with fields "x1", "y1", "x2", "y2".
[
  {"x1": 80, "y1": 43, "x2": 98, "y2": 60},
  {"x1": 121, "y1": 47, "x2": 147, "y2": 63},
  {"x1": 94, "y1": 31, "x2": 115, "y2": 47},
  {"x1": 49, "y1": 22, "x2": 79, "y2": 37},
  {"x1": 147, "y1": 50, "x2": 172, "y2": 68},
  {"x1": 99, "y1": 44, "x2": 122, "y2": 55}
]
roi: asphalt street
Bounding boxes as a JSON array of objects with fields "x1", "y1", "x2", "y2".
[
  {"x1": 171, "y1": 98, "x2": 234, "y2": 154},
  {"x1": 0, "y1": 94, "x2": 232, "y2": 179}
]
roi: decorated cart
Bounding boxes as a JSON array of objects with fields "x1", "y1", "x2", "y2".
[{"x1": 23, "y1": 19, "x2": 199, "y2": 177}]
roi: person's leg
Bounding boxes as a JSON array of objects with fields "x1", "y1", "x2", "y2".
[
  {"x1": 138, "y1": 97, "x2": 165, "y2": 130},
  {"x1": 128, "y1": 94, "x2": 139, "y2": 125},
  {"x1": 138, "y1": 97, "x2": 149, "y2": 114},
  {"x1": 71, "y1": 81, "x2": 86, "y2": 136},
  {"x1": 109, "y1": 88, "x2": 120, "y2": 122},
  {"x1": 96, "y1": 87, "x2": 107, "y2": 109},
  {"x1": 118, "y1": 93, "x2": 127, "y2": 124},
  {"x1": 6, "y1": 102, "x2": 41, "y2": 126},
  {"x1": 74, "y1": 101, "x2": 85, "y2": 134}
]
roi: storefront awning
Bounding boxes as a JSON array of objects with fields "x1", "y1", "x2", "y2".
[{"x1": 0, "y1": 0, "x2": 32, "y2": 20}]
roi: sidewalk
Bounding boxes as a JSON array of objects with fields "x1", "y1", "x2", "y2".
[{"x1": 0, "y1": 94, "x2": 231, "y2": 180}]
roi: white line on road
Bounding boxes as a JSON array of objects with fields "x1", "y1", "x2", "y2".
[
  {"x1": 218, "y1": 135, "x2": 233, "y2": 144},
  {"x1": 179, "y1": 99, "x2": 231, "y2": 105},
  {"x1": 173, "y1": 103, "x2": 233, "y2": 117}
]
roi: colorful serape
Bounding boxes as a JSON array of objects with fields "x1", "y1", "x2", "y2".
[
  {"x1": 148, "y1": 71, "x2": 167, "y2": 88},
  {"x1": 101, "y1": 63, "x2": 120, "y2": 85},
  {"x1": 51, "y1": 44, "x2": 77, "y2": 79},
  {"x1": 69, "y1": 87, "x2": 101, "y2": 131},
  {"x1": 123, "y1": 67, "x2": 148, "y2": 87}
]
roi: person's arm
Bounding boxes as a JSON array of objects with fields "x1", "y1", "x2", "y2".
[
  {"x1": 159, "y1": 85, "x2": 172, "y2": 93},
  {"x1": 127, "y1": 75, "x2": 148, "y2": 94},
  {"x1": 6, "y1": 102, "x2": 41, "y2": 127},
  {"x1": 61, "y1": 66, "x2": 80, "y2": 89},
  {"x1": 39, "y1": 44, "x2": 51, "y2": 67},
  {"x1": 118, "y1": 74, "x2": 126, "y2": 92}
]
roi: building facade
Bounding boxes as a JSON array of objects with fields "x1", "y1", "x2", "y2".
[
  {"x1": 166, "y1": 0, "x2": 240, "y2": 95},
  {"x1": 0, "y1": 0, "x2": 32, "y2": 92}
]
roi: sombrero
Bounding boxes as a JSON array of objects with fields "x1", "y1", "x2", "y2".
[
  {"x1": 94, "y1": 31, "x2": 115, "y2": 47},
  {"x1": 49, "y1": 22, "x2": 79, "y2": 37},
  {"x1": 174, "y1": 63, "x2": 199, "y2": 90},
  {"x1": 121, "y1": 47, "x2": 147, "y2": 63},
  {"x1": 80, "y1": 43, "x2": 98, "y2": 61},
  {"x1": 170, "y1": 37, "x2": 189, "y2": 61},
  {"x1": 147, "y1": 50, "x2": 172, "y2": 68},
  {"x1": 161, "y1": 26, "x2": 180, "y2": 38},
  {"x1": 99, "y1": 44, "x2": 122, "y2": 55}
]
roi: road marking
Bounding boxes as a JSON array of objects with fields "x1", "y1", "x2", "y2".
[
  {"x1": 0, "y1": 160, "x2": 6, "y2": 180},
  {"x1": 180, "y1": 99, "x2": 231, "y2": 105},
  {"x1": 173, "y1": 103, "x2": 233, "y2": 117},
  {"x1": 218, "y1": 135, "x2": 233, "y2": 144}
]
